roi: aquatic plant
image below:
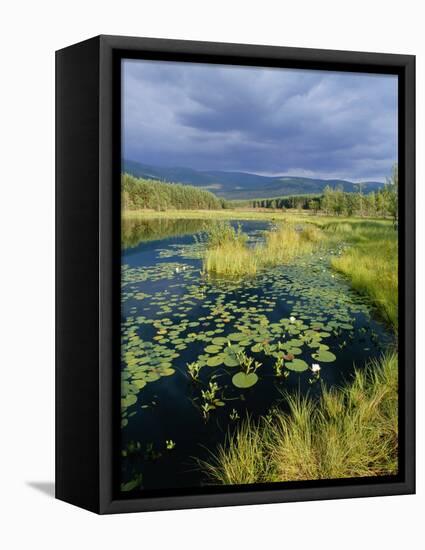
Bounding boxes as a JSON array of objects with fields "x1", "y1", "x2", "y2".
[
  {"x1": 121, "y1": 472, "x2": 143, "y2": 492},
  {"x1": 187, "y1": 361, "x2": 202, "y2": 381},
  {"x1": 166, "y1": 440, "x2": 176, "y2": 450},
  {"x1": 145, "y1": 442, "x2": 162, "y2": 461},
  {"x1": 121, "y1": 440, "x2": 142, "y2": 458},
  {"x1": 120, "y1": 213, "x2": 397, "y2": 490},
  {"x1": 273, "y1": 356, "x2": 288, "y2": 378},
  {"x1": 231, "y1": 351, "x2": 262, "y2": 388},
  {"x1": 200, "y1": 381, "x2": 225, "y2": 419},
  {"x1": 308, "y1": 363, "x2": 321, "y2": 384},
  {"x1": 201, "y1": 381, "x2": 219, "y2": 402}
]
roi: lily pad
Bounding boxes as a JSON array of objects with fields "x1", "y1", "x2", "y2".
[
  {"x1": 223, "y1": 355, "x2": 239, "y2": 367},
  {"x1": 159, "y1": 367, "x2": 175, "y2": 376},
  {"x1": 251, "y1": 343, "x2": 263, "y2": 353},
  {"x1": 211, "y1": 337, "x2": 228, "y2": 346},
  {"x1": 286, "y1": 338, "x2": 303, "y2": 347},
  {"x1": 205, "y1": 345, "x2": 222, "y2": 354},
  {"x1": 285, "y1": 359, "x2": 309, "y2": 372},
  {"x1": 227, "y1": 332, "x2": 246, "y2": 342},
  {"x1": 232, "y1": 372, "x2": 258, "y2": 388},
  {"x1": 312, "y1": 350, "x2": 337, "y2": 362},
  {"x1": 206, "y1": 355, "x2": 223, "y2": 367}
]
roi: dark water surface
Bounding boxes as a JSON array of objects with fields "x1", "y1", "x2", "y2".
[{"x1": 120, "y1": 218, "x2": 393, "y2": 493}]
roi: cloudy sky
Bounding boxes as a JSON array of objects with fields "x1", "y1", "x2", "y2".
[{"x1": 122, "y1": 59, "x2": 398, "y2": 182}]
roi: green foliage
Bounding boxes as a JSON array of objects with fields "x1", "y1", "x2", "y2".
[
  {"x1": 328, "y1": 220, "x2": 398, "y2": 330},
  {"x1": 187, "y1": 361, "x2": 202, "y2": 381},
  {"x1": 200, "y1": 353, "x2": 398, "y2": 484},
  {"x1": 122, "y1": 173, "x2": 226, "y2": 211},
  {"x1": 120, "y1": 473, "x2": 143, "y2": 492},
  {"x1": 238, "y1": 164, "x2": 398, "y2": 219},
  {"x1": 197, "y1": 221, "x2": 247, "y2": 249}
]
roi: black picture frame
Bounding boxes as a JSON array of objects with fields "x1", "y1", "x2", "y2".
[{"x1": 56, "y1": 35, "x2": 415, "y2": 514}]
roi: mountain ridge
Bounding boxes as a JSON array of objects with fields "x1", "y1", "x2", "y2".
[{"x1": 123, "y1": 159, "x2": 385, "y2": 200}]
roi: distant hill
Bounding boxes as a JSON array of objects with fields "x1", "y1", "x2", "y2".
[{"x1": 123, "y1": 159, "x2": 385, "y2": 200}]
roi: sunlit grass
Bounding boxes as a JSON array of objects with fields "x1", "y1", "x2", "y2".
[
  {"x1": 261, "y1": 223, "x2": 322, "y2": 266},
  {"x1": 204, "y1": 242, "x2": 259, "y2": 277},
  {"x1": 203, "y1": 223, "x2": 324, "y2": 277},
  {"x1": 200, "y1": 353, "x2": 398, "y2": 484},
  {"x1": 326, "y1": 221, "x2": 398, "y2": 331}
]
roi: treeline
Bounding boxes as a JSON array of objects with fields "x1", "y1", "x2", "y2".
[
  {"x1": 122, "y1": 173, "x2": 227, "y2": 211},
  {"x1": 319, "y1": 180, "x2": 398, "y2": 221},
  {"x1": 245, "y1": 166, "x2": 399, "y2": 222},
  {"x1": 246, "y1": 195, "x2": 321, "y2": 210}
]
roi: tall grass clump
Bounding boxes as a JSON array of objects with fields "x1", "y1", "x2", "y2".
[
  {"x1": 327, "y1": 221, "x2": 398, "y2": 330},
  {"x1": 201, "y1": 353, "x2": 398, "y2": 484},
  {"x1": 202, "y1": 221, "x2": 323, "y2": 278},
  {"x1": 200, "y1": 222, "x2": 258, "y2": 277},
  {"x1": 262, "y1": 223, "x2": 322, "y2": 266}
]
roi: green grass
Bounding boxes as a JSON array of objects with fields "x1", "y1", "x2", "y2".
[
  {"x1": 201, "y1": 222, "x2": 259, "y2": 277},
  {"x1": 123, "y1": 208, "x2": 297, "y2": 222},
  {"x1": 325, "y1": 221, "x2": 398, "y2": 331},
  {"x1": 202, "y1": 222, "x2": 323, "y2": 278},
  {"x1": 122, "y1": 208, "x2": 388, "y2": 223},
  {"x1": 200, "y1": 352, "x2": 398, "y2": 484}
]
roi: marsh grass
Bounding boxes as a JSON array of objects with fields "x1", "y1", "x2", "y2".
[
  {"x1": 261, "y1": 224, "x2": 322, "y2": 266},
  {"x1": 201, "y1": 353, "x2": 398, "y2": 484},
  {"x1": 203, "y1": 222, "x2": 323, "y2": 277},
  {"x1": 204, "y1": 243, "x2": 259, "y2": 277},
  {"x1": 199, "y1": 222, "x2": 259, "y2": 277},
  {"x1": 326, "y1": 221, "x2": 398, "y2": 330}
]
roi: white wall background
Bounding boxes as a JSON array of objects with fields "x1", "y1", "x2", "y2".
[{"x1": 0, "y1": 1, "x2": 422, "y2": 548}]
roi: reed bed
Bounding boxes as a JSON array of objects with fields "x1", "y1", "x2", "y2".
[{"x1": 202, "y1": 222, "x2": 323, "y2": 278}]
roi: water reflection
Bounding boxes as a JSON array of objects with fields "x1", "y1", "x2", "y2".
[{"x1": 122, "y1": 217, "x2": 214, "y2": 249}]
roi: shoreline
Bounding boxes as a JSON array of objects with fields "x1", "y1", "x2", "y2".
[{"x1": 122, "y1": 208, "x2": 392, "y2": 225}]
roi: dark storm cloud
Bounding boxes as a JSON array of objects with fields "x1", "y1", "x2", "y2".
[{"x1": 122, "y1": 59, "x2": 397, "y2": 181}]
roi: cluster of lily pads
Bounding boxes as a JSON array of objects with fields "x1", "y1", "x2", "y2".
[
  {"x1": 120, "y1": 222, "x2": 392, "y2": 419},
  {"x1": 119, "y1": 219, "x2": 393, "y2": 490}
]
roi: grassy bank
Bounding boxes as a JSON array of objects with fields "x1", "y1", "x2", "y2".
[
  {"x1": 122, "y1": 207, "x2": 349, "y2": 224},
  {"x1": 122, "y1": 208, "x2": 388, "y2": 224},
  {"x1": 326, "y1": 221, "x2": 398, "y2": 331},
  {"x1": 201, "y1": 352, "x2": 398, "y2": 484}
]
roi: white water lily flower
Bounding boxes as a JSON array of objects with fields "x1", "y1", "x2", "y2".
[
  {"x1": 290, "y1": 316, "x2": 296, "y2": 323},
  {"x1": 311, "y1": 363, "x2": 321, "y2": 373}
]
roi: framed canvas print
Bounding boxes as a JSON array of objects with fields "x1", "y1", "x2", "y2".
[{"x1": 56, "y1": 35, "x2": 415, "y2": 514}]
